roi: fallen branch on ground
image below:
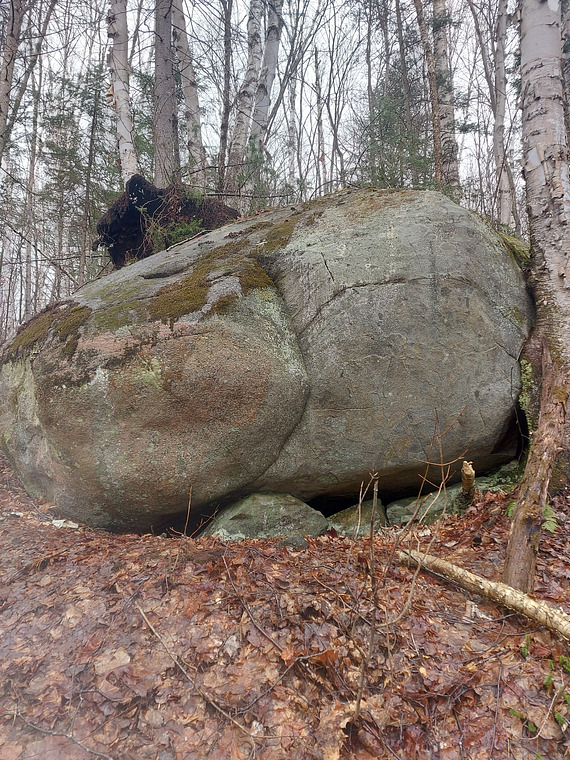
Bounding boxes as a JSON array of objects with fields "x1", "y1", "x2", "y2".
[{"x1": 398, "y1": 549, "x2": 570, "y2": 641}]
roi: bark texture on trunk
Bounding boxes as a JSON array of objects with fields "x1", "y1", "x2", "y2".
[
  {"x1": 503, "y1": 345, "x2": 569, "y2": 591},
  {"x1": 493, "y1": 0, "x2": 515, "y2": 226},
  {"x1": 432, "y1": 0, "x2": 461, "y2": 192},
  {"x1": 154, "y1": 0, "x2": 180, "y2": 187},
  {"x1": 412, "y1": 0, "x2": 443, "y2": 183},
  {"x1": 0, "y1": 0, "x2": 26, "y2": 166},
  {"x1": 249, "y1": 0, "x2": 284, "y2": 151},
  {"x1": 503, "y1": 0, "x2": 570, "y2": 592},
  {"x1": 107, "y1": 0, "x2": 139, "y2": 185},
  {"x1": 172, "y1": 0, "x2": 206, "y2": 189},
  {"x1": 225, "y1": 0, "x2": 263, "y2": 197}
]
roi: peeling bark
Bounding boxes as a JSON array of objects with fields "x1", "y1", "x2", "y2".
[
  {"x1": 400, "y1": 549, "x2": 570, "y2": 641},
  {"x1": 433, "y1": 0, "x2": 461, "y2": 192},
  {"x1": 503, "y1": 0, "x2": 570, "y2": 592},
  {"x1": 154, "y1": 0, "x2": 180, "y2": 187},
  {"x1": 225, "y1": 0, "x2": 263, "y2": 197},
  {"x1": 0, "y1": 0, "x2": 27, "y2": 166},
  {"x1": 412, "y1": 0, "x2": 443, "y2": 183}
]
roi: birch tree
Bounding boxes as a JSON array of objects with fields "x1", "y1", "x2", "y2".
[
  {"x1": 412, "y1": 0, "x2": 444, "y2": 183},
  {"x1": 0, "y1": 0, "x2": 27, "y2": 166},
  {"x1": 172, "y1": 0, "x2": 206, "y2": 189},
  {"x1": 466, "y1": 0, "x2": 518, "y2": 228},
  {"x1": 107, "y1": 0, "x2": 139, "y2": 185},
  {"x1": 225, "y1": 0, "x2": 263, "y2": 198},
  {"x1": 249, "y1": 0, "x2": 284, "y2": 159},
  {"x1": 502, "y1": 0, "x2": 570, "y2": 592}
]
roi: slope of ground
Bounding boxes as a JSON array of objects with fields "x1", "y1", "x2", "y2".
[{"x1": 1, "y1": 453, "x2": 569, "y2": 759}]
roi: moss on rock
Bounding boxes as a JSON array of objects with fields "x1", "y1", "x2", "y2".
[
  {"x1": 149, "y1": 239, "x2": 276, "y2": 325},
  {"x1": 89, "y1": 301, "x2": 149, "y2": 334},
  {"x1": 4, "y1": 303, "x2": 92, "y2": 363},
  {"x1": 497, "y1": 232, "x2": 531, "y2": 269}
]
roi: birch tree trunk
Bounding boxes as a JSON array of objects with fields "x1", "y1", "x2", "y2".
[
  {"x1": 395, "y1": 0, "x2": 419, "y2": 186},
  {"x1": 107, "y1": 0, "x2": 139, "y2": 186},
  {"x1": 0, "y1": 0, "x2": 27, "y2": 167},
  {"x1": 432, "y1": 0, "x2": 461, "y2": 192},
  {"x1": 314, "y1": 47, "x2": 327, "y2": 196},
  {"x1": 249, "y1": 0, "x2": 284, "y2": 157},
  {"x1": 503, "y1": 0, "x2": 570, "y2": 592},
  {"x1": 154, "y1": 0, "x2": 180, "y2": 187},
  {"x1": 217, "y1": 0, "x2": 233, "y2": 195},
  {"x1": 225, "y1": 0, "x2": 263, "y2": 199},
  {"x1": 172, "y1": 0, "x2": 206, "y2": 190}
]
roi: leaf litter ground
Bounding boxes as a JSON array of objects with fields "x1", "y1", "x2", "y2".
[{"x1": 1, "y1": 453, "x2": 570, "y2": 759}]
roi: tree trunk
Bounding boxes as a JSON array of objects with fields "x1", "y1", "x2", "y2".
[
  {"x1": 225, "y1": 0, "x2": 263, "y2": 199},
  {"x1": 154, "y1": 0, "x2": 180, "y2": 187},
  {"x1": 0, "y1": 0, "x2": 27, "y2": 167},
  {"x1": 249, "y1": 0, "x2": 284, "y2": 155},
  {"x1": 492, "y1": 0, "x2": 514, "y2": 226},
  {"x1": 395, "y1": 0, "x2": 419, "y2": 186},
  {"x1": 314, "y1": 47, "x2": 327, "y2": 196},
  {"x1": 432, "y1": 0, "x2": 461, "y2": 192},
  {"x1": 503, "y1": 0, "x2": 570, "y2": 592},
  {"x1": 412, "y1": 0, "x2": 443, "y2": 183},
  {"x1": 107, "y1": 0, "x2": 139, "y2": 185},
  {"x1": 216, "y1": 0, "x2": 233, "y2": 195},
  {"x1": 172, "y1": 0, "x2": 206, "y2": 190}
]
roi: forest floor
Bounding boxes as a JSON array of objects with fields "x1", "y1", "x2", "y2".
[{"x1": 1, "y1": 453, "x2": 570, "y2": 760}]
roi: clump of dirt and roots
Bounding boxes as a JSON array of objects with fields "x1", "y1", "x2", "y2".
[{"x1": 94, "y1": 174, "x2": 239, "y2": 268}]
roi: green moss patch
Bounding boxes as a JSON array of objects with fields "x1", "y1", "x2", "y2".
[
  {"x1": 89, "y1": 301, "x2": 149, "y2": 333},
  {"x1": 498, "y1": 232, "x2": 530, "y2": 269},
  {"x1": 262, "y1": 217, "x2": 298, "y2": 252},
  {"x1": 149, "y1": 239, "x2": 276, "y2": 325},
  {"x1": 4, "y1": 303, "x2": 92, "y2": 363}
]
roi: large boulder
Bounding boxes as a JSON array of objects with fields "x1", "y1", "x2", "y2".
[{"x1": 0, "y1": 189, "x2": 533, "y2": 531}]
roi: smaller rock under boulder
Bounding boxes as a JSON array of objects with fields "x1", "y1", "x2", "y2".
[
  {"x1": 328, "y1": 500, "x2": 387, "y2": 537},
  {"x1": 386, "y1": 485, "x2": 464, "y2": 525},
  {"x1": 201, "y1": 493, "x2": 328, "y2": 540}
]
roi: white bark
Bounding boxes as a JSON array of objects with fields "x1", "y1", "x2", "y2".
[
  {"x1": 432, "y1": 0, "x2": 460, "y2": 191},
  {"x1": 107, "y1": 0, "x2": 139, "y2": 185},
  {"x1": 172, "y1": 0, "x2": 206, "y2": 189},
  {"x1": 521, "y1": 0, "x2": 570, "y2": 307},
  {"x1": 0, "y1": 0, "x2": 27, "y2": 167},
  {"x1": 314, "y1": 47, "x2": 327, "y2": 195},
  {"x1": 226, "y1": 0, "x2": 263, "y2": 196},
  {"x1": 286, "y1": 77, "x2": 297, "y2": 191},
  {"x1": 502, "y1": 0, "x2": 570, "y2": 591},
  {"x1": 249, "y1": 0, "x2": 284, "y2": 151}
]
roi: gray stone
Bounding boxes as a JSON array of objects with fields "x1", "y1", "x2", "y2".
[
  {"x1": 201, "y1": 493, "x2": 328, "y2": 540},
  {"x1": 0, "y1": 188, "x2": 533, "y2": 531},
  {"x1": 386, "y1": 484, "x2": 464, "y2": 525},
  {"x1": 328, "y1": 499, "x2": 387, "y2": 538}
]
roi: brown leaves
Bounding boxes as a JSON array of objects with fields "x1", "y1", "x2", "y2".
[{"x1": 1, "y1": 454, "x2": 570, "y2": 759}]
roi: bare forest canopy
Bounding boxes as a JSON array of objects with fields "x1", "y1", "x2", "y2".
[{"x1": 0, "y1": 0, "x2": 526, "y2": 340}]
